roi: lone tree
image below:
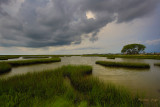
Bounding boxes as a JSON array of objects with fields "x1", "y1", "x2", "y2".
[{"x1": 121, "y1": 44, "x2": 146, "y2": 54}]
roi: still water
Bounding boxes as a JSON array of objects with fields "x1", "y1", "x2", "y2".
[{"x1": 0, "y1": 56, "x2": 160, "y2": 99}]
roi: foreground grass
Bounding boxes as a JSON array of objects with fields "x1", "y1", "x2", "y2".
[
  {"x1": 0, "y1": 63, "x2": 11, "y2": 74},
  {"x1": 0, "y1": 65, "x2": 142, "y2": 107},
  {"x1": 96, "y1": 61, "x2": 150, "y2": 69}
]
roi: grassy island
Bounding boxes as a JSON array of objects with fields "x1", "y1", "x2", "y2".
[
  {"x1": 0, "y1": 63, "x2": 12, "y2": 74},
  {"x1": 96, "y1": 61, "x2": 150, "y2": 69},
  {"x1": 7, "y1": 57, "x2": 61, "y2": 67},
  {"x1": 82, "y1": 54, "x2": 160, "y2": 60},
  {"x1": 0, "y1": 55, "x2": 21, "y2": 60},
  {"x1": 154, "y1": 63, "x2": 160, "y2": 66},
  {"x1": 106, "y1": 55, "x2": 160, "y2": 60},
  {"x1": 0, "y1": 57, "x2": 61, "y2": 74},
  {"x1": 0, "y1": 65, "x2": 142, "y2": 107},
  {"x1": 22, "y1": 56, "x2": 50, "y2": 59},
  {"x1": 107, "y1": 56, "x2": 115, "y2": 59}
]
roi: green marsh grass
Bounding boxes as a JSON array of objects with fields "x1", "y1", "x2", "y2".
[
  {"x1": 0, "y1": 55, "x2": 21, "y2": 60},
  {"x1": 106, "y1": 55, "x2": 160, "y2": 60},
  {"x1": 0, "y1": 65, "x2": 142, "y2": 107},
  {"x1": 107, "y1": 56, "x2": 115, "y2": 59},
  {"x1": 22, "y1": 56, "x2": 50, "y2": 59},
  {"x1": 0, "y1": 63, "x2": 12, "y2": 74},
  {"x1": 0, "y1": 57, "x2": 61, "y2": 74},
  {"x1": 154, "y1": 63, "x2": 160, "y2": 66},
  {"x1": 6, "y1": 57, "x2": 61, "y2": 67},
  {"x1": 96, "y1": 61, "x2": 150, "y2": 69},
  {"x1": 83, "y1": 54, "x2": 160, "y2": 60}
]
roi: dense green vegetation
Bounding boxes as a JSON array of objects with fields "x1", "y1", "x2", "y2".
[
  {"x1": 0, "y1": 65, "x2": 142, "y2": 107},
  {"x1": 0, "y1": 63, "x2": 12, "y2": 74},
  {"x1": 0, "y1": 58, "x2": 61, "y2": 74},
  {"x1": 106, "y1": 55, "x2": 160, "y2": 60},
  {"x1": 1, "y1": 54, "x2": 160, "y2": 60},
  {"x1": 96, "y1": 61, "x2": 150, "y2": 68},
  {"x1": 83, "y1": 54, "x2": 160, "y2": 60},
  {"x1": 121, "y1": 44, "x2": 146, "y2": 54},
  {"x1": 22, "y1": 56, "x2": 50, "y2": 59},
  {"x1": 0, "y1": 55, "x2": 80, "y2": 60},
  {"x1": 107, "y1": 56, "x2": 115, "y2": 59},
  {"x1": 0, "y1": 55, "x2": 21, "y2": 60},
  {"x1": 154, "y1": 63, "x2": 160, "y2": 66},
  {"x1": 6, "y1": 57, "x2": 61, "y2": 67}
]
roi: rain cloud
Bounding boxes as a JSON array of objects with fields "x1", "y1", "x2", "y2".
[{"x1": 0, "y1": 0, "x2": 159, "y2": 47}]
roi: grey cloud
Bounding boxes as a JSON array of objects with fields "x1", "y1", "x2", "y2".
[
  {"x1": 58, "y1": 47, "x2": 103, "y2": 51},
  {"x1": 116, "y1": 0, "x2": 160, "y2": 22},
  {"x1": 0, "y1": 0, "x2": 10, "y2": 15},
  {"x1": 0, "y1": 0, "x2": 11, "y2": 6},
  {"x1": 71, "y1": 47, "x2": 102, "y2": 51},
  {"x1": 0, "y1": 0, "x2": 159, "y2": 47}
]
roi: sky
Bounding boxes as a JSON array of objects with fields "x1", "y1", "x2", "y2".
[{"x1": 0, "y1": 0, "x2": 160, "y2": 55}]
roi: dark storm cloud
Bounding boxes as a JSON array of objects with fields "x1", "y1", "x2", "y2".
[
  {"x1": 0, "y1": 0, "x2": 10, "y2": 15},
  {"x1": 0, "y1": 0, "x2": 159, "y2": 47},
  {"x1": 0, "y1": 0, "x2": 10, "y2": 5}
]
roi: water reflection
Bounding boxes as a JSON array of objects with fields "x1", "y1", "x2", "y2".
[{"x1": 0, "y1": 56, "x2": 160, "y2": 99}]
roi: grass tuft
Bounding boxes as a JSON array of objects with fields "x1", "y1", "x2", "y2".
[
  {"x1": 96, "y1": 61, "x2": 150, "y2": 69},
  {"x1": 83, "y1": 54, "x2": 160, "y2": 60},
  {"x1": 0, "y1": 57, "x2": 61, "y2": 74},
  {"x1": 0, "y1": 55, "x2": 21, "y2": 60},
  {"x1": 0, "y1": 63, "x2": 12, "y2": 74},
  {"x1": 6, "y1": 57, "x2": 61, "y2": 67},
  {"x1": 154, "y1": 63, "x2": 160, "y2": 66},
  {"x1": 22, "y1": 56, "x2": 50, "y2": 59},
  {"x1": 107, "y1": 56, "x2": 115, "y2": 59}
]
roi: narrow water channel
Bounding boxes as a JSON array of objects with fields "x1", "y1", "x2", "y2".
[{"x1": 0, "y1": 56, "x2": 160, "y2": 99}]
